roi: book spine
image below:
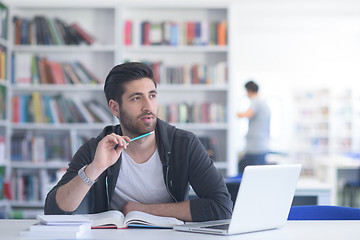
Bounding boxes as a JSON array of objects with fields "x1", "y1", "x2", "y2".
[
  {"x1": 124, "y1": 20, "x2": 132, "y2": 45},
  {"x1": 71, "y1": 22, "x2": 95, "y2": 45},
  {"x1": 0, "y1": 46, "x2": 6, "y2": 79},
  {"x1": 32, "y1": 92, "x2": 44, "y2": 123}
]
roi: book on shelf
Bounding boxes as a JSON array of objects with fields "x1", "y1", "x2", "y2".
[
  {"x1": 0, "y1": 85, "x2": 5, "y2": 120},
  {"x1": 0, "y1": 136, "x2": 5, "y2": 165},
  {"x1": 132, "y1": 20, "x2": 227, "y2": 46},
  {"x1": 71, "y1": 22, "x2": 95, "y2": 45},
  {"x1": 0, "y1": 46, "x2": 6, "y2": 80},
  {"x1": 158, "y1": 102, "x2": 226, "y2": 124},
  {"x1": 0, "y1": 2, "x2": 8, "y2": 40},
  {"x1": 13, "y1": 15, "x2": 95, "y2": 46},
  {"x1": 14, "y1": 53, "x2": 100, "y2": 85},
  {"x1": 199, "y1": 136, "x2": 223, "y2": 162},
  {"x1": 0, "y1": 165, "x2": 5, "y2": 199},
  {"x1": 123, "y1": 20, "x2": 132, "y2": 45},
  {"x1": 134, "y1": 60, "x2": 227, "y2": 85},
  {"x1": 12, "y1": 93, "x2": 111, "y2": 124}
]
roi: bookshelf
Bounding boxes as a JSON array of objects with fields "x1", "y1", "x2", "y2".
[
  {"x1": 293, "y1": 87, "x2": 360, "y2": 175},
  {"x1": 6, "y1": 2, "x2": 118, "y2": 217},
  {"x1": 2, "y1": 0, "x2": 237, "y2": 217},
  {"x1": 0, "y1": 1, "x2": 8, "y2": 215},
  {"x1": 119, "y1": 2, "x2": 232, "y2": 175}
]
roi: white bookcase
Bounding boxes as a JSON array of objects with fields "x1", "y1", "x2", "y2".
[
  {"x1": 118, "y1": 2, "x2": 233, "y2": 173},
  {"x1": 293, "y1": 87, "x2": 360, "y2": 176},
  {"x1": 6, "y1": 2, "x2": 118, "y2": 216},
  {"x1": 0, "y1": 1, "x2": 9, "y2": 215},
  {"x1": 2, "y1": 0, "x2": 237, "y2": 217}
]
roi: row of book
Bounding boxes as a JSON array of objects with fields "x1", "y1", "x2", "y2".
[
  {"x1": 12, "y1": 92, "x2": 113, "y2": 124},
  {"x1": 14, "y1": 53, "x2": 101, "y2": 85},
  {"x1": 10, "y1": 169, "x2": 43, "y2": 202},
  {"x1": 124, "y1": 20, "x2": 227, "y2": 46},
  {"x1": 8, "y1": 168, "x2": 60, "y2": 203},
  {"x1": 14, "y1": 15, "x2": 95, "y2": 45},
  {"x1": 158, "y1": 102, "x2": 226, "y2": 124},
  {"x1": 11, "y1": 133, "x2": 71, "y2": 162},
  {"x1": 141, "y1": 61, "x2": 227, "y2": 85},
  {"x1": 0, "y1": 3, "x2": 8, "y2": 40},
  {"x1": 0, "y1": 85, "x2": 5, "y2": 120}
]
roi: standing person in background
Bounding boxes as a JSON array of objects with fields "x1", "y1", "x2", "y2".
[{"x1": 237, "y1": 81, "x2": 271, "y2": 174}]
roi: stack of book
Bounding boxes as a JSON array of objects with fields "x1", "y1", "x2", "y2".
[{"x1": 20, "y1": 215, "x2": 92, "y2": 239}]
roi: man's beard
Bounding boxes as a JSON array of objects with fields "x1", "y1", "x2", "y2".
[{"x1": 119, "y1": 109, "x2": 157, "y2": 136}]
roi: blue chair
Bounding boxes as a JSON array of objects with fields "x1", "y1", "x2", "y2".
[{"x1": 287, "y1": 205, "x2": 360, "y2": 220}]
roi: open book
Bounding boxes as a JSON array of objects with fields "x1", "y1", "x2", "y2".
[{"x1": 82, "y1": 210, "x2": 184, "y2": 229}]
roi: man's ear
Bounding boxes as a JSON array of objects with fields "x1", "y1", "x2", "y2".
[{"x1": 109, "y1": 99, "x2": 120, "y2": 118}]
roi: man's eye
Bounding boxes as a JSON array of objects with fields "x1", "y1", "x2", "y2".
[
  {"x1": 133, "y1": 97, "x2": 140, "y2": 101},
  {"x1": 150, "y1": 94, "x2": 157, "y2": 98}
]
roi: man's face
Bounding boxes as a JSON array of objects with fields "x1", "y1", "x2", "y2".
[{"x1": 118, "y1": 78, "x2": 158, "y2": 136}]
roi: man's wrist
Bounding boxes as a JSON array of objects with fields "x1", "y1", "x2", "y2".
[{"x1": 78, "y1": 165, "x2": 97, "y2": 186}]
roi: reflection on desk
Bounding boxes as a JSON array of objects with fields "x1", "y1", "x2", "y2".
[{"x1": 1, "y1": 219, "x2": 359, "y2": 240}]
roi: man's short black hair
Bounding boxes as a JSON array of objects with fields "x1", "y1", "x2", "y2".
[
  {"x1": 104, "y1": 62, "x2": 157, "y2": 105},
  {"x1": 244, "y1": 80, "x2": 259, "y2": 93}
]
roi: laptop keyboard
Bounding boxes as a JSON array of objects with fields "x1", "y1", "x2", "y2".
[{"x1": 203, "y1": 224, "x2": 230, "y2": 230}]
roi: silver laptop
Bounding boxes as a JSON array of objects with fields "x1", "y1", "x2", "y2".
[{"x1": 174, "y1": 164, "x2": 302, "y2": 235}]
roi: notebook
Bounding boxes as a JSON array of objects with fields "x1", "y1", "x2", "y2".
[{"x1": 174, "y1": 164, "x2": 302, "y2": 235}]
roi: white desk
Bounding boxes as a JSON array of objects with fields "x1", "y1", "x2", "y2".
[{"x1": 1, "y1": 219, "x2": 359, "y2": 240}]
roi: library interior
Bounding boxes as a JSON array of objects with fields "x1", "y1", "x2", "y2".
[{"x1": 0, "y1": 0, "x2": 360, "y2": 232}]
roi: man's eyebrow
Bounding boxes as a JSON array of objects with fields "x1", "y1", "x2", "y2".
[{"x1": 128, "y1": 90, "x2": 157, "y2": 98}]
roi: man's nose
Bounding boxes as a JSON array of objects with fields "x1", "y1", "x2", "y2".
[{"x1": 141, "y1": 98, "x2": 152, "y2": 111}]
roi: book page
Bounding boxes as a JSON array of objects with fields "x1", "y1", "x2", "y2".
[
  {"x1": 83, "y1": 210, "x2": 125, "y2": 228},
  {"x1": 124, "y1": 211, "x2": 184, "y2": 228}
]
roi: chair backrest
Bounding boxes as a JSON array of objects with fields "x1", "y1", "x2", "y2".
[{"x1": 287, "y1": 205, "x2": 360, "y2": 220}]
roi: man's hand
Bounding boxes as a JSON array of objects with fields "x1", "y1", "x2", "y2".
[
  {"x1": 122, "y1": 201, "x2": 146, "y2": 215},
  {"x1": 122, "y1": 201, "x2": 192, "y2": 222},
  {"x1": 91, "y1": 133, "x2": 131, "y2": 173},
  {"x1": 55, "y1": 133, "x2": 131, "y2": 212}
]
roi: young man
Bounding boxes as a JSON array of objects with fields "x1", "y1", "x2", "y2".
[
  {"x1": 45, "y1": 62, "x2": 232, "y2": 222},
  {"x1": 237, "y1": 81, "x2": 271, "y2": 174}
]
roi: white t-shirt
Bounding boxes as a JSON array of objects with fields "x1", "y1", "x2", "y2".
[{"x1": 110, "y1": 149, "x2": 173, "y2": 210}]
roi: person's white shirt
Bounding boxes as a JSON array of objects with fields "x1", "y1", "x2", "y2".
[{"x1": 110, "y1": 149, "x2": 173, "y2": 210}]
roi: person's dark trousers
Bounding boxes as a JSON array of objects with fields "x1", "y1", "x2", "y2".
[{"x1": 238, "y1": 153, "x2": 267, "y2": 174}]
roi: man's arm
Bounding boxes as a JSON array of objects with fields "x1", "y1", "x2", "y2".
[
  {"x1": 55, "y1": 133, "x2": 130, "y2": 212},
  {"x1": 122, "y1": 201, "x2": 192, "y2": 222},
  {"x1": 237, "y1": 108, "x2": 254, "y2": 118}
]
